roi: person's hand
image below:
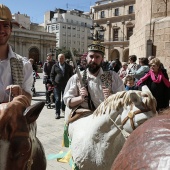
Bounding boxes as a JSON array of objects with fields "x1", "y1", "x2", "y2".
[
  {"x1": 79, "y1": 87, "x2": 88, "y2": 101},
  {"x1": 6, "y1": 85, "x2": 22, "y2": 98},
  {"x1": 102, "y1": 86, "x2": 111, "y2": 99}
]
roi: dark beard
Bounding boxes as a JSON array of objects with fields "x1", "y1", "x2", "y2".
[{"x1": 87, "y1": 62, "x2": 101, "y2": 74}]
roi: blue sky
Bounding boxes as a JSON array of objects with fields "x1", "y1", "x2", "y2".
[{"x1": 1, "y1": 0, "x2": 96, "y2": 23}]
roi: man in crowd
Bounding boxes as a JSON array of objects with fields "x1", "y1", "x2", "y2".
[
  {"x1": 43, "y1": 53, "x2": 55, "y2": 84},
  {"x1": 43, "y1": 53, "x2": 55, "y2": 103},
  {"x1": 63, "y1": 42, "x2": 125, "y2": 123},
  {"x1": 51, "y1": 53, "x2": 73, "y2": 119},
  {"x1": 0, "y1": 4, "x2": 33, "y2": 103}
]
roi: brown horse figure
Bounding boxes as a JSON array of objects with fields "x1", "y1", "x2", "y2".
[
  {"x1": 111, "y1": 108, "x2": 170, "y2": 170},
  {"x1": 0, "y1": 95, "x2": 46, "y2": 170}
]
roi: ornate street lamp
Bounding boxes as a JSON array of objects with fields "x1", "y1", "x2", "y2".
[
  {"x1": 90, "y1": 23, "x2": 105, "y2": 41},
  {"x1": 50, "y1": 47, "x2": 62, "y2": 59},
  {"x1": 50, "y1": 47, "x2": 56, "y2": 56}
]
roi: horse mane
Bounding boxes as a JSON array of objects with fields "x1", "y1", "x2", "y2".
[{"x1": 93, "y1": 90, "x2": 157, "y2": 116}]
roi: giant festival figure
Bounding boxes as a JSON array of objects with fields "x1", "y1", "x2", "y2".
[{"x1": 0, "y1": 95, "x2": 46, "y2": 170}]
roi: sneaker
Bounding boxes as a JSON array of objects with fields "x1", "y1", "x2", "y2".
[{"x1": 55, "y1": 115, "x2": 60, "y2": 119}]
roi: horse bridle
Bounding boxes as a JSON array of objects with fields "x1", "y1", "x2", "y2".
[
  {"x1": 121, "y1": 103, "x2": 151, "y2": 130},
  {"x1": 13, "y1": 132, "x2": 33, "y2": 170},
  {"x1": 109, "y1": 102, "x2": 151, "y2": 140}
]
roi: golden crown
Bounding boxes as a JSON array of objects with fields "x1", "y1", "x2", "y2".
[{"x1": 88, "y1": 41, "x2": 105, "y2": 55}]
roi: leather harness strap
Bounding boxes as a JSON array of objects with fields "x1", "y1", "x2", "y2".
[
  {"x1": 13, "y1": 132, "x2": 29, "y2": 138},
  {"x1": 122, "y1": 103, "x2": 151, "y2": 130}
]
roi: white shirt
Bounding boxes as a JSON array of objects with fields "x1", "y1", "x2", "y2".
[
  {"x1": 0, "y1": 45, "x2": 33, "y2": 103},
  {"x1": 63, "y1": 68, "x2": 125, "y2": 109}
]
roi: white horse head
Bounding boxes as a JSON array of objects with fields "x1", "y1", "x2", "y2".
[
  {"x1": 68, "y1": 86, "x2": 157, "y2": 170},
  {"x1": 121, "y1": 86, "x2": 157, "y2": 133}
]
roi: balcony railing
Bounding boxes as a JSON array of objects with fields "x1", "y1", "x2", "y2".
[
  {"x1": 96, "y1": 0, "x2": 122, "y2": 5},
  {"x1": 104, "y1": 37, "x2": 129, "y2": 42}
]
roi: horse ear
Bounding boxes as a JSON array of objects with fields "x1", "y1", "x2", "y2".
[
  {"x1": 141, "y1": 85, "x2": 151, "y2": 93},
  {"x1": 24, "y1": 102, "x2": 45, "y2": 124}
]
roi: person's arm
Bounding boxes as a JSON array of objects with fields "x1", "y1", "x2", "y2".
[
  {"x1": 69, "y1": 87, "x2": 87, "y2": 107},
  {"x1": 134, "y1": 66, "x2": 149, "y2": 77},
  {"x1": 6, "y1": 85, "x2": 32, "y2": 103},
  {"x1": 162, "y1": 69, "x2": 169, "y2": 80},
  {"x1": 22, "y1": 60, "x2": 33, "y2": 103},
  {"x1": 22, "y1": 89, "x2": 32, "y2": 102},
  {"x1": 63, "y1": 75, "x2": 87, "y2": 108},
  {"x1": 111, "y1": 71, "x2": 125, "y2": 93},
  {"x1": 50, "y1": 65, "x2": 56, "y2": 86},
  {"x1": 43, "y1": 62, "x2": 47, "y2": 75},
  {"x1": 102, "y1": 86, "x2": 111, "y2": 99}
]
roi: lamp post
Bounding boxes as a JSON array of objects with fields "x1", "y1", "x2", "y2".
[
  {"x1": 50, "y1": 47, "x2": 58, "y2": 58},
  {"x1": 50, "y1": 47, "x2": 56, "y2": 57},
  {"x1": 90, "y1": 23, "x2": 105, "y2": 41}
]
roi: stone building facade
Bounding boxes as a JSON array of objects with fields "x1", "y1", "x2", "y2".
[
  {"x1": 9, "y1": 25, "x2": 56, "y2": 64},
  {"x1": 7, "y1": 12, "x2": 57, "y2": 64},
  {"x1": 129, "y1": 0, "x2": 170, "y2": 75},
  {"x1": 45, "y1": 9, "x2": 92, "y2": 55},
  {"x1": 91, "y1": 0, "x2": 135, "y2": 62}
]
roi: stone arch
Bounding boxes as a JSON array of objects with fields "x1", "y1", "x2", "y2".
[
  {"x1": 122, "y1": 48, "x2": 129, "y2": 62},
  {"x1": 29, "y1": 47, "x2": 40, "y2": 63},
  {"x1": 110, "y1": 49, "x2": 120, "y2": 61}
]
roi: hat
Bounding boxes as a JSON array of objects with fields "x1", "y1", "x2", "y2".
[
  {"x1": 88, "y1": 41, "x2": 105, "y2": 55},
  {"x1": 0, "y1": 4, "x2": 12, "y2": 21}
]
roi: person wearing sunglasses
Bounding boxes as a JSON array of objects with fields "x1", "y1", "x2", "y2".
[{"x1": 137, "y1": 58, "x2": 170, "y2": 112}]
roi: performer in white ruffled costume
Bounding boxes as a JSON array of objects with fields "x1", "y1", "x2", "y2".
[{"x1": 63, "y1": 42, "x2": 125, "y2": 123}]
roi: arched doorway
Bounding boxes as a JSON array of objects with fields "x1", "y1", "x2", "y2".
[
  {"x1": 29, "y1": 47, "x2": 39, "y2": 63},
  {"x1": 110, "y1": 49, "x2": 120, "y2": 61},
  {"x1": 123, "y1": 48, "x2": 129, "y2": 62}
]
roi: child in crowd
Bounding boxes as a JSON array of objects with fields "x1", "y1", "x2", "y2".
[
  {"x1": 46, "y1": 81, "x2": 54, "y2": 105},
  {"x1": 124, "y1": 75, "x2": 138, "y2": 91}
]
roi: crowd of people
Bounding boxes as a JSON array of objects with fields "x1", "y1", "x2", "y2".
[
  {"x1": 40, "y1": 50, "x2": 170, "y2": 121},
  {"x1": 1, "y1": 2, "x2": 170, "y2": 169},
  {"x1": 1, "y1": 4, "x2": 170, "y2": 170},
  {"x1": 1, "y1": 3, "x2": 169, "y2": 118}
]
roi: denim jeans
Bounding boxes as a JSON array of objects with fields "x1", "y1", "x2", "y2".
[{"x1": 54, "y1": 87, "x2": 65, "y2": 116}]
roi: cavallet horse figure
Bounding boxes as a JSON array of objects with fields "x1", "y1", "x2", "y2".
[
  {"x1": 0, "y1": 95, "x2": 46, "y2": 170},
  {"x1": 63, "y1": 86, "x2": 157, "y2": 170}
]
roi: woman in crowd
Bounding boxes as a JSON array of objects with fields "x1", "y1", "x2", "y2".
[
  {"x1": 137, "y1": 58, "x2": 170, "y2": 111},
  {"x1": 126, "y1": 55, "x2": 140, "y2": 76},
  {"x1": 130, "y1": 57, "x2": 150, "y2": 81},
  {"x1": 118, "y1": 62, "x2": 128, "y2": 79}
]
